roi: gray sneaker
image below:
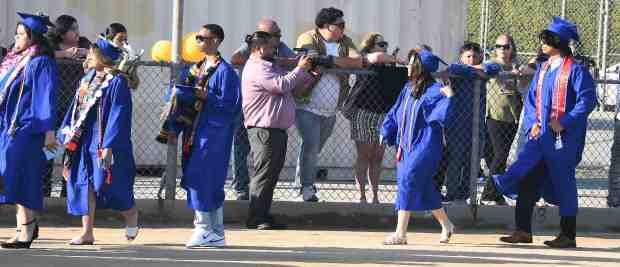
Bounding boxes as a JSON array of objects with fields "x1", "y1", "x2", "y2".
[{"x1": 301, "y1": 186, "x2": 319, "y2": 202}]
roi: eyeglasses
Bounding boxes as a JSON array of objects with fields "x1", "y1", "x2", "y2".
[
  {"x1": 495, "y1": 44, "x2": 511, "y2": 50},
  {"x1": 195, "y1": 35, "x2": 216, "y2": 42},
  {"x1": 376, "y1": 41, "x2": 388, "y2": 49},
  {"x1": 330, "y1": 22, "x2": 345, "y2": 30}
]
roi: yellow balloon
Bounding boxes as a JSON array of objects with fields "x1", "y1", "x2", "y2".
[
  {"x1": 182, "y1": 32, "x2": 205, "y2": 63},
  {"x1": 151, "y1": 40, "x2": 172, "y2": 62}
]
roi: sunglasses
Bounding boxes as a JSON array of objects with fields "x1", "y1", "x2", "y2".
[
  {"x1": 495, "y1": 44, "x2": 511, "y2": 50},
  {"x1": 539, "y1": 30, "x2": 563, "y2": 48},
  {"x1": 195, "y1": 35, "x2": 216, "y2": 42},
  {"x1": 376, "y1": 41, "x2": 388, "y2": 48},
  {"x1": 330, "y1": 22, "x2": 345, "y2": 30}
]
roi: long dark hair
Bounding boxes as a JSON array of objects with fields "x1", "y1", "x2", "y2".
[
  {"x1": 48, "y1": 14, "x2": 77, "y2": 45},
  {"x1": 105, "y1": 22, "x2": 127, "y2": 40},
  {"x1": 18, "y1": 23, "x2": 54, "y2": 58},
  {"x1": 408, "y1": 50, "x2": 435, "y2": 99},
  {"x1": 539, "y1": 30, "x2": 572, "y2": 57}
]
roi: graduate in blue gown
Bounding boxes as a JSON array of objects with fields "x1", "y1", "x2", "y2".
[
  {"x1": 493, "y1": 17, "x2": 596, "y2": 248},
  {"x1": 380, "y1": 50, "x2": 456, "y2": 245},
  {"x1": 0, "y1": 12, "x2": 58, "y2": 249},
  {"x1": 58, "y1": 37, "x2": 138, "y2": 245},
  {"x1": 174, "y1": 24, "x2": 240, "y2": 248}
]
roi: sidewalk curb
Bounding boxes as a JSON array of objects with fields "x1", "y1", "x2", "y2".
[{"x1": 1, "y1": 198, "x2": 619, "y2": 232}]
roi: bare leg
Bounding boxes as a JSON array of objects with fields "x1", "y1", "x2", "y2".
[
  {"x1": 120, "y1": 207, "x2": 138, "y2": 228},
  {"x1": 395, "y1": 210, "x2": 411, "y2": 238},
  {"x1": 73, "y1": 189, "x2": 96, "y2": 243},
  {"x1": 354, "y1": 142, "x2": 370, "y2": 203},
  {"x1": 432, "y1": 207, "x2": 455, "y2": 243},
  {"x1": 121, "y1": 206, "x2": 139, "y2": 240},
  {"x1": 15, "y1": 205, "x2": 35, "y2": 241},
  {"x1": 367, "y1": 144, "x2": 385, "y2": 204},
  {"x1": 5, "y1": 207, "x2": 21, "y2": 242}
]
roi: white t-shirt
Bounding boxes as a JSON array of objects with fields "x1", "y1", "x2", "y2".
[{"x1": 298, "y1": 41, "x2": 341, "y2": 117}]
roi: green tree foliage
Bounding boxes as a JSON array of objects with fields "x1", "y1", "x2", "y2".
[{"x1": 467, "y1": 0, "x2": 619, "y2": 65}]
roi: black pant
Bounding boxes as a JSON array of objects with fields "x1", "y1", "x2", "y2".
[
  {"x1": 433, "y1": 143, "x2": 448, "y2": 194},
  {"x1": 515, "y1": 161, "x2": 576, "y2": 240},
  {"x1": 247, "y1": 127, "x2": 288, "y2": 225},
  {"x1": 482, "y1": 119, "x2": 517, "y2": 201}
]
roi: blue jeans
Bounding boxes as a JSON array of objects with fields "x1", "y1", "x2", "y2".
[
  {"x1": 231, "y1": 114, "x2": 251, "y2": 195},
  {"x1": 294, "y1": 109, "x2": 336, "y2": 187},
  {"x1": 194, "y1": 206, "x2": 224, "y2": 236}
]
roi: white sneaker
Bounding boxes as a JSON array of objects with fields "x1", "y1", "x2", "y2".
[
  {"x1": 439, "y1": 222, "x2": 455, "y2": 244},
  {"x1": 125, "y1": 226, "x2": 140, "y2": 241},
  {"x1": 185, "y1": 230, "x2": 226, "y2": 248},
  {"x1": 301, "y1": 186, "x2": 318, "y2": 202}
]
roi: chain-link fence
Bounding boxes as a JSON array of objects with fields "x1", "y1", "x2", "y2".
[
  {"x1": 467, "y1": 0, "x2": 620, "y2": 209},
  {"x1": 46, "y1": 57, "x2": 618, "y2": 210},
  {"x1": 41, "y1": 0, "x2": 620, "y2": 213}
]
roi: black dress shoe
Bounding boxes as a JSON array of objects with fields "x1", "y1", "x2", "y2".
[
  {"x1": 1, "y1": 219, "x2": 38, "y2": 249},
  {"x1": 32, "y1": 221, "x2": 39, "y2": 240},
  {"x1": 499, "y1": 230, "x2": 533, "y2": 244},
  {"x1": 1, "y1": 240, "x2": 32, "y2": 249},
  {"x1": 544, "y1": 235, "x2": 577, "y2": 248}
]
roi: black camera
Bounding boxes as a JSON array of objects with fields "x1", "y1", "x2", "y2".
[{"x1": 293, "y1": 48, "x2": 334, "y2": 68}]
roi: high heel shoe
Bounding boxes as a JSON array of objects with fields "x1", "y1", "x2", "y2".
[
  {"x1": 1, "y1": 220, "x2": 36, "y2": 249},
  {"x1": 32, "y1": 220, "x2": 39, "y2": 240}
]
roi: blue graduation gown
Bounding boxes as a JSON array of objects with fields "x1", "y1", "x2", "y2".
[
  {"x1": 493, "y1": 59, "x2": 596, "y2": 216},
  {"x1": 59, "y1": 70, "x2": 136, "y2": 215},
  {"x1": 177, "y1": 60, "x2": 241, "y2": 212},
  {"x1": 381, "y1": 82, "x2": 453, "y2": 211},
  {"x1": 0, "y1": 55, "x2": 59, "y2": 211}
]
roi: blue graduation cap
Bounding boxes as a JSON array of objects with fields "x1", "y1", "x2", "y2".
[
  {"x1": 418, "y1": 49, "x2": 447, "y2": 73},
  {"x1": 17, "y1": 12, "x2": 53, "y2": 34},
  {"x1": 547, "y1": 16, "x2": 580, "y2": 43},
  {"x1": 95, "y1": 37, "x2": 122, "y2": 61}
]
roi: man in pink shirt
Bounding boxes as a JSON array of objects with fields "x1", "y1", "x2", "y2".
[{"x1": 242, "y1": 31, "x2": 313, "y2": 230}]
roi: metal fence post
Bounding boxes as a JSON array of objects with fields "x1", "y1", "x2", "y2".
[
  {"x1": 470, "y1": 79, "x2": 482, "y2": 221},
  {"x1": 163, "y1": 0, "x2": 184, "y2": 200}
]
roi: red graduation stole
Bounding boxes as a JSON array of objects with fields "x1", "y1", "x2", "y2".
[{"x1": 535, "y1": 57, "x2": 574, "y2": 123}]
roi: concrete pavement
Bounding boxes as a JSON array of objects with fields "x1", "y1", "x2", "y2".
[{"x1": 1, "y1": 227, "x2": 619, "y2": 267}]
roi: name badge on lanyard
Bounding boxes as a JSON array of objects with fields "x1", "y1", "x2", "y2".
[{"x1": 555, "y1": 133, "x2": 563, "y2": 150}]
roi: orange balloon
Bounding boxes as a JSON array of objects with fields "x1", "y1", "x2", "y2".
[
  {"x1": 151, "y1": 40, "x2": 172, "y2": 62},
  {"x1": 182, "y1": 32, "x2": 206, "y2": 63}
]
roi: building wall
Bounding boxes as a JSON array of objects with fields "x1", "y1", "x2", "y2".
[{"x1": 1, "y1": 0, "x2": 468, "y2": 62}]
